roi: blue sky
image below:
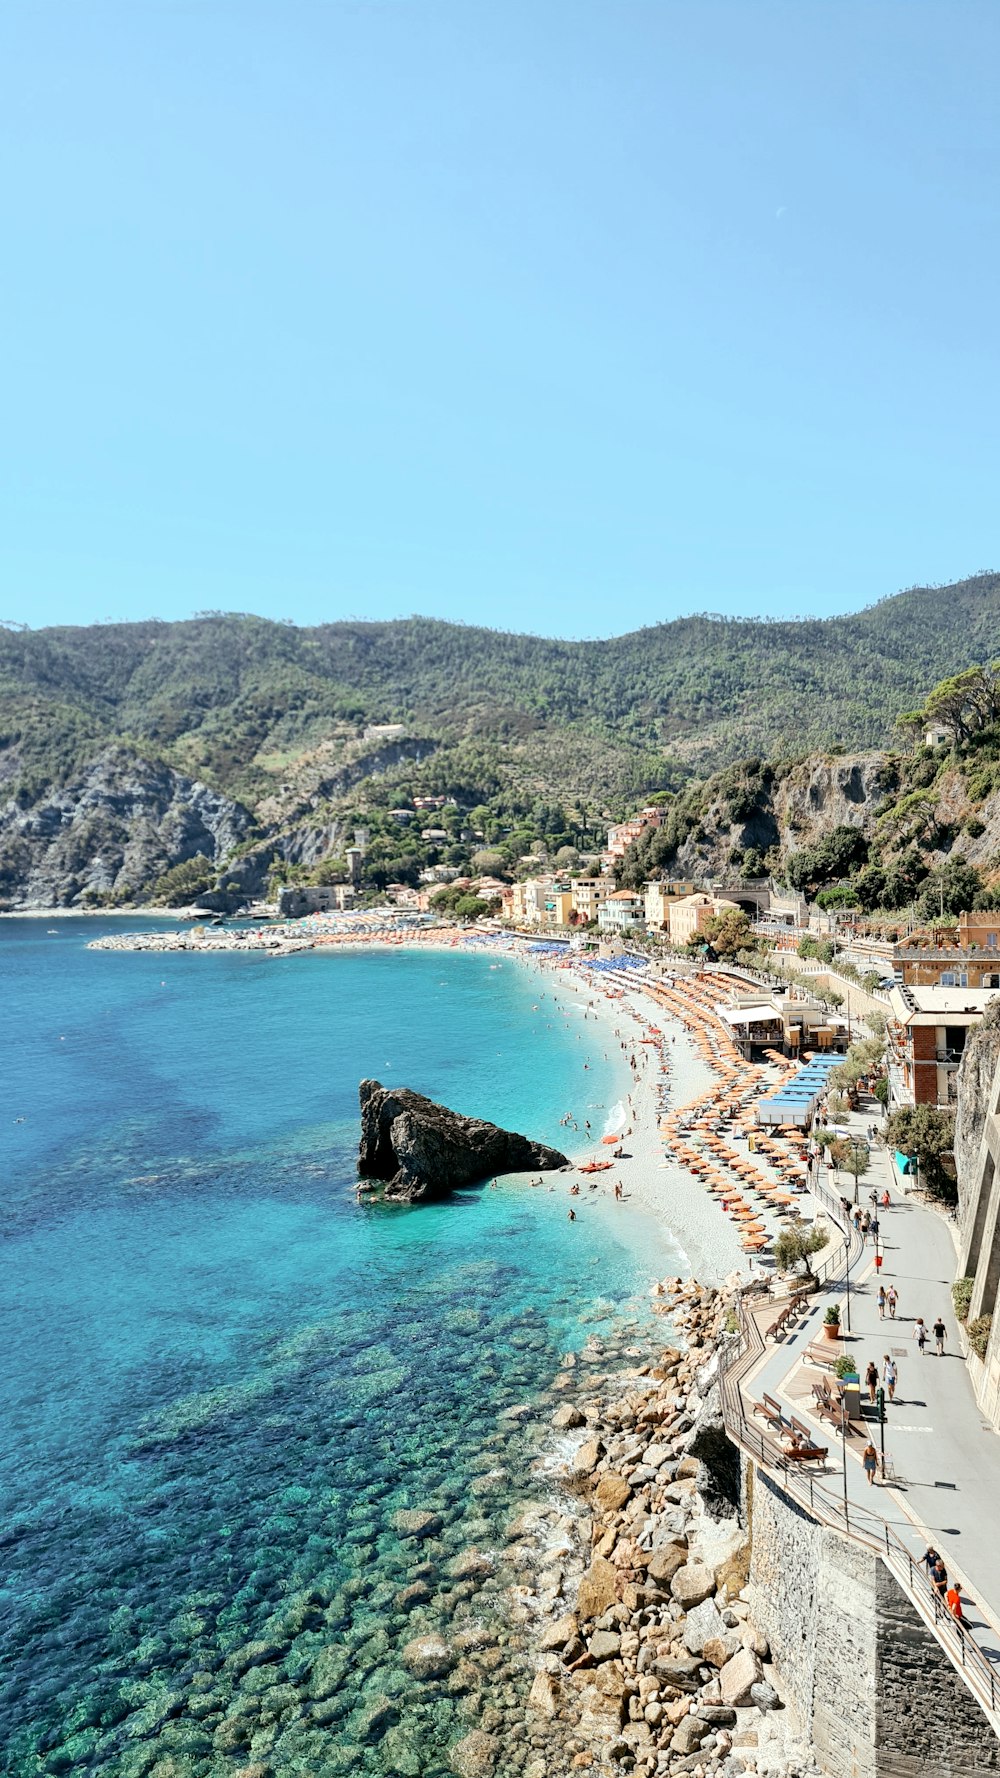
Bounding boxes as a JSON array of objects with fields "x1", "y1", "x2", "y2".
[{"x1": 2, "y1": 2, "x2": 998, "y2": 638}]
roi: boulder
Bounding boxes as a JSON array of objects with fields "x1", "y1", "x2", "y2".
[
  {"x1": 670, "y1": 1716, "x2": 709, "y2": 1756},
  {"x1": 670, "y1": 1562, "x2": 716, "y2": 1609},
  {"x1": 750, "y1": 1680, "x2": 782, "y2": 1711},
  {"x1": 594, "y1": 1472, "x2": 631, "y2": 1513},
  {"x1": 390, "y1": 1508, "x2": 443, "y2": 1540},
  {"x1": 551, "y1": 1404, "x2": 586, "y2": 1430},
  {"x1": 719, "y1": 1646, "x2": 763, "y2": 1708},
  {"x1": 646, "y1": 1542, "x2": 689, "y2": 1589},
  {"x1": 578, "y1": 1665, "x2": 628, "y2": 1735},
  {"x1": 402, "y1": 1635, "x2": 456, "y2": 1680},
  {"x1": 652, "y1": 1656, "x2": 703, "y2": 1693},
  {"x1": 450, "y1": 1730, "x2": 496, "y2": 1777},
  {"x1": 588, "y1": 1630, "x2": 621, "y2": 1662},
  {"x1": 528, "y1": 1670, "x2": 561, "y2": 1717},
  {"x1": 577, "y1": 1556, "x2": 618, "y2": 1621},
  {"x1": 538, "y1": 1614, "x2": 578, "y2": 1652},
  {"x1": 573, "y1": 1438, "x2": 603, "y2": 1478},
  {"x1": 681, "y1": 1597, "x2": 724, "y2": 1657},
  {"x1": 702, "y1": 1632, "x2": 742, "y2": 1668},
  {"x1": 358, "y1": 1080, "x2": 568, "y2": 1201}
]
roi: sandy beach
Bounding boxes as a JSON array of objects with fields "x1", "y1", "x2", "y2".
[{"x1": 525, "y1": 958, "x2": 753, "y2": 1285}]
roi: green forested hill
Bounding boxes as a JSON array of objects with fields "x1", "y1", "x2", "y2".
[
  {"x1": 3, "y1": 571, "x2": 999, "y2": 807},
  {"x1": 2, "y1": 572, "x2": 999, "y2": 907}
]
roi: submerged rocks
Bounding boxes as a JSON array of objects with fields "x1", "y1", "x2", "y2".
[
  {"x1": 357, "y1": 1079, "x2": 568, "y2": 1202},
  {"x1": 402, "y1": 1634, "x2": 456, "y2": 1681},
  {"x1": 390, "y1": 1508, "x2": 443, "y2": 1540}
]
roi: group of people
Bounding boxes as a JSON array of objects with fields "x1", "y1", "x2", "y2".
[
  {"x1": 864, "y1": 1354, "x2": 898, "y2": 1404},
  {"x1": 923, "y1": 1546, "x2": 965, "y2": 1624}
]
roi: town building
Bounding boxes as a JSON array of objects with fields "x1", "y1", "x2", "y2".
[
  {"x1": 571, "y1": 877, "x2": 616, "y2": 924},
  {"x1": 886, "y1": 985, "x2": 1000, "y2": 1108},
  {"x1": 601, "y1": 807, "x2": 665, "y2": 871},
  {"x1": 276, "y1": 884, "x2": 356, "y2": 917},
  {"x1": 666, "y1": 893, "x2": 741, "y2": 947},
  {"x1": 714, "y1": 990, "x2": 849, "y2": 1058},
  {"x1": 363, "y1": 723, "x2": 407, "y2": 743},
  {"x1": 891, "y1": 916, "x2": 1000, "y2": 990},
  {"x1": 644, "y1": 879, "x2": 696, "y2": 931},
  {"x1": 597, "y1": 889, "x2": 646, "y2": 936}
]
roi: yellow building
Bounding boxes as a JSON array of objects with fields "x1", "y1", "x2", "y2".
[
  {"x1": 644, "y1": 879, "x2": 695, "y2": 931},
  {"x1": 571, "y1": 877, "x2": 616, "y2": 923}
]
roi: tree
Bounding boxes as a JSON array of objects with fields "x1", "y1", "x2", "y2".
[
  {"x1": 884, "y1": 1105, "x2": 956, "y2": 1202},
  {"x1": 454, "y1": 894, "x2": 492, "y2": 920},
  {"x1": 831, "y1": 1136, "x2": 870, "y2": 1199},
  {"x1": 701, "y1": 907, "x2": 757, "y2": 959},
  {"x1": 151, "y1": 854, "x2": 216, "y2": 906},
  {"x1": 914, "y1": 859, "x2": 985, "y2": 921},
  {"x1": 773, "y1": 1223, "x2": 830, "y2": 1282}
]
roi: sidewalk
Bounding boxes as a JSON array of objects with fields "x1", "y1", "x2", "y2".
[{"x1": 745, "y1": 1094, "x2": 1000, "y2": 1659}]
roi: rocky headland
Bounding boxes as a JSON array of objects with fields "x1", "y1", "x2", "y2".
[{"x1": 357, "y1": 1080, "x2": 570, "y2": 1203}]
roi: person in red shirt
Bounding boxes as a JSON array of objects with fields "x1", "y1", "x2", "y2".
[{"x1": 946, "y1": 1584, "x2": 963, "y2": 1621}]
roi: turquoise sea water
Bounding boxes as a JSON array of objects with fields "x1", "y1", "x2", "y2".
[{"x1": 0, "y1": 923, "x2": 679, "y2": 1777}]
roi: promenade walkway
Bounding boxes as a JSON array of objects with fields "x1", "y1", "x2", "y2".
[{"x1": 740, "y1": 1093, "x2": 1000, "y2": 1667}]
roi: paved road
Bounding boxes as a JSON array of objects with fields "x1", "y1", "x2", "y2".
[{"x1": 748, "y1": 1093, "x2": 1000, "y2": 1657}]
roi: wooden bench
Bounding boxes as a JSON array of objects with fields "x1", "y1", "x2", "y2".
[
  {"x1": 763, "y1": 1392, "x2": 786, "y2": 1424},
  {"x1": 784, "y1": 1441, "x2": 828, "y2": 1464},
  {"x1": 752, "y1": 1397, "x2": 787, "y2": 1433}
]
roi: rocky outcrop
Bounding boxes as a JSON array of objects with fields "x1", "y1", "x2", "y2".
[
  {"x1": 0, "y1": 745, "x2": 253, "y2": 909},
  {"x1": 357, "y1": 1080, "x2": 568, "y2": 1202},
  {"x1": 955, "y1": 1000, "x2": 1000, "y2": 1222}
]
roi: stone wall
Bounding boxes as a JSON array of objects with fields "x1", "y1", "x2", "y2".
[
  {"x1": 873, "y1": 1563, "x2": 1000, "y2": 1778},
  {"x1": 746, "y1": 1464, "x2": 1000, "y2": 1778}
]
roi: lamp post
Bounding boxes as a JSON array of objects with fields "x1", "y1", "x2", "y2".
[
  {"x1": 843, "y1": 1230, "x2": 852, "y2": 1333},
  {"x1": 840, "y1": 1398, "x2": 850, "y2": 1526}
]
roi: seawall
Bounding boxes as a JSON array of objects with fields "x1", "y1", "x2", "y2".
[{"x1": 746, "y1": 1462, "x2": 1000, "y2": 1778}]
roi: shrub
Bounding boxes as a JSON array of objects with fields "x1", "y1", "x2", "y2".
[
  {"x1": 952, "y1": 1277, "x2": 974, "y2": 1324},
  {"x1": 833, "y1": 1355, "x2": 857, "y2": 1379},
  {"x1": 968, "y1": 1315, "x2": 993, "y2": 1360},
  {"x1": 823, "y1": 1304, "x2": 842, "y2": 1326}
]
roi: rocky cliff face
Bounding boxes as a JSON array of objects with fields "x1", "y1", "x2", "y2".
[
  {"x1": 671, "y1": 753, "x2": 893, "y2": 878},
  {"x1": 955, "y1": 1002, "x2": 1000, "y2": 1225},
  {"x1": 357, "y1": 1079, "x2": 569, "y2": 1202},
  {"x1": 0, "y1": 746, "x2": 254, "y2": 908}
]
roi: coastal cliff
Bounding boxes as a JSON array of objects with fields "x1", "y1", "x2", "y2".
[
  {"x1": 357, "y1": 1080, "x2": 568, "y2": 1201},
  {"x1": 0, "y1": 745, "x2": 253, "y2": 909}
]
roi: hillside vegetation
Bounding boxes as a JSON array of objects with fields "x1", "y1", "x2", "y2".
[
  {"x1": 2, "y1": 572, "x2": 1000, "y2": 907},
  {"x1": 620, "y1": 664, "x2": 1000, "y2": 916}
]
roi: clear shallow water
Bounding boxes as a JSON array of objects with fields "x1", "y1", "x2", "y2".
[{"x1": 0, "y1": 924, "x2": 681, "y2": 1776}]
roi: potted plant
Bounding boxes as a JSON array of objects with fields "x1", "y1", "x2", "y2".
[
  {"x1": 833, "y1": 1354, "x2": 858, "y2": 1381},
  {"x1": 822, "y1": 1303, "x2": 842, "y2": 1342}
]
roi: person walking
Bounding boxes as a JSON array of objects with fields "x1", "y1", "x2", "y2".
[
  {"x1": 870, "y1": 1215, "x2": 880, "y2": 1245},
  {"x1": 865, "y1": 1360, "x2": 879, "y2": 1404},
  {"x1": 881, "y1": 1188, "x2": 890, "y2": 1210},
  {"x1": 862, "y1": 1441, "x2": 879, "y2": 1486},
  {"x1": 877, "y1": 1284, "x2": 887, "y2": 1319},
  {"x1": 934, "y1": 1315, "x2": 946, "y2": 1355},
  {"x1": 930, "y1": 1558, "x2": 949, "y2": 1602},
  {"x1": 887, "y1": 1285, "x2": 899, "y2": 1319},
  {"x1": 921, "y1": 1545, "x2": 941, "y2": 1576},
  {"x1": 883, "y1": 1354, "x2": 898, "y2": 1402},
  {"x1": 914, "y1": 1317, "x2": 928, "y2": 1354},
  {"x1": 946, "y1": 1583, "x2": 964, "y2": 1623}
]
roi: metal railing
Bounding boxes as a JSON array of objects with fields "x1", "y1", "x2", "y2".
[{"x1": 718, "y1": 1214, "x2": 1000, "y2": 1730}]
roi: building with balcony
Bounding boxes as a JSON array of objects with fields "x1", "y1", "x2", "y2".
[
  {"x1": 886, "y1": 985, "x2": 1000, "y2": 1108},
  {"x1": 892, "y1": 917, "x2": 1000, "y2": 989},
  {"x1": 597, "y1": 889, "x2": 645, "y2": 935},
  {"x1": 570, "y1": 877, "x2": 616, "y2": 924}
]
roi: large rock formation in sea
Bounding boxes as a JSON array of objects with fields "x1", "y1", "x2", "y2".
[{"x1": 357, "y1": 1080, "x2": 569, "y2": 1203}]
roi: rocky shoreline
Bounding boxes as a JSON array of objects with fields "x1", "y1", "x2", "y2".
[
  {"x1": 86, "y1": 927, "x2": 314, "y2": 956},
  {"x1": 507, "y1": 1279, "x2": 820, "y2": 1778}
]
